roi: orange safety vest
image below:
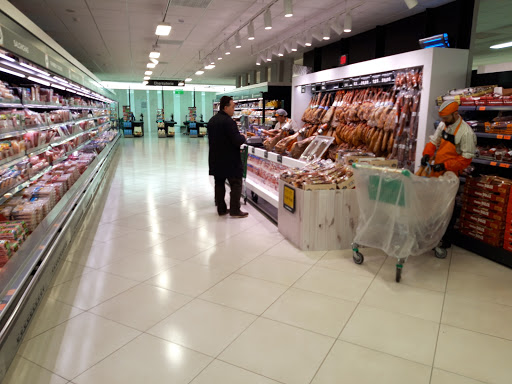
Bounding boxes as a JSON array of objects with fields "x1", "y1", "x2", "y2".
[{"x1": 430, "y1": 118, "x2": 462, "y2": 177}]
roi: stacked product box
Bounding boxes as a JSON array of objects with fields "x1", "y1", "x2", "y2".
[{"x1": 458, "y1": 176, "x2": 512, "y2": 248}]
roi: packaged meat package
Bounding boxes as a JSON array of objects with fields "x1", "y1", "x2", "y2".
[
  {"x1": 464, "y1": 185, "x2": 509, "y2": 204},
  {"x1": 462, "y1": 203, "x2": 507, "y2": 221},
  {"x1": 466, "y1": 176, "x2": 512, "y2": 194},
  {"x1": 459, "y1": 220, "x2": 504, "y2": 239},
  {"x1": 460, "y1": 211, "x2": 506, "y2": 230},
  {"x1": 461, "y1": 195, "x2": 508, "y2": 213},
  {"x1": 459, "y1": 227, "x2": 503, "y2": 247}
]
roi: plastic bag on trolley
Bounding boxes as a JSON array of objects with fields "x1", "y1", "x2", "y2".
[{"x1": 352, "y1": 166, "x2": 459, "y2": 259}]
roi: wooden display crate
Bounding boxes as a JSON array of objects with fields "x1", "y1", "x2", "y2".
[{"x1": 278, "y1": 180, "x2": 358, "y2": 251}]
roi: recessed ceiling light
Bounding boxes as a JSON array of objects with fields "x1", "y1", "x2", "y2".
[
  {"x1": 185, "y1": 78, "x2": 192, "y2": 82},
  {"x1": 178, "y1": 82, "x2": 185, "y2": 86},
  {"x1": 205, "y1": 64, "x2": 215, "y2": 70},
  {"x1": 490, "y1": 41, "x2": 512, "y2": 49},
  {"x1": 144, "y1": 76, "x2": 150, "y2": 80},
  {"x1": 147, "y1": 63, "x2": 156, "y2": 68},
  {"x1": 195, "y1": 70, "x2": 204, "y2": 75},
  {"x1": 149, "y1": 50, "x2": 160, "y2": 59},
  {"x1": 155, "y1": 23, "x2": 172, "y2": 36},
  {"x1": 145, "y1": 70, "x2": 153, "y2": 75}
]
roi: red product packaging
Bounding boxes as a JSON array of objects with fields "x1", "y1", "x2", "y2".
[
  {"x1": 460, "y1": 211, "x2": 505, "y2": 230},
  {"x1": 459, "y1": 227, "x2": 503, "y2": 247},
  {"x1": 466, "y1": 176, "x2": 512, "y2": 194},
  {"x1": 464, "y1": 185, "x2": 509, "y2": 203},
  {"x1": 462, "y1": 204, "x2": 507, "y2": 221},
  {"x1": 462, "y1": 196, "x2": 508, "y2": 213},
  {"x1": 459, "y1": 220, "x2": 504, "y2": 239},
  {"x1": 505, "y1": 241, "x2": 512, "y2": 252}
]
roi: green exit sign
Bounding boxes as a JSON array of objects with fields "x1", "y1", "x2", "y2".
[{"x1": 174, "y1": 90, "x2": 184, "y2": 95}]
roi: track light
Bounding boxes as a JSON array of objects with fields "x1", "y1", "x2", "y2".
[
  {"x1": 305, "y1": 31, "x2": 313, "y2": 46},
  {"x1": 143, "y1": 81, "x2": 148, "y2": 85},
  {"x1": 291, "y1": 41, "x2": 298, "y2": 52},
  {"x1": 217, "y1": 49, "x2": 223, "y2": 60},
  {"x1": 178, "y1": 82, "x2": 185, "y2": 86},
  {"x1": 144, "y1": 76, "x2": 150, "y2": 80},
  {"x1": 278, "y1": 45, "x2": 284, "y2": 57},
  {"x1": 155, "y1": 23, "x2": 172, "y2": 36},
  {"x1": 266, "y1": 50, "x2": 272, "y2": 62},
  {"x1": 210, "y1": 56, "x2": 215, "y2": 65},
  {"x1": 248, "y1": 21, "x2": 255, "y2": 40},
  {"x1": 147, "y1": 63, "x2": 156, "y2": 68},
  {"x1": 195, "y1": 70, "x2": 204, "y2": 75},
  {"x1": 344, "y1": 12, "x2": 352, "y2": 33},
  {"x1": 235, "y1": 32, "x2": 242, "y2": 48},
  {"x1": 283, "y1": 41, "x2": 292, "y2": 54},
  {"x1": 323, "y1": 24, "x2": 331, "y2": 40},
  {"x1": 150, "y1": 58, "x2": 159, "y2": 65},
  {"x1": 404, "y1": 0, "x2": 418, "y2": 9},
  {"x1": 145, "y1": 71, "x2": 153, "y2": 75},
  {"x1": 185, "y1": 78, "x2": 192, "y2": 82},
  {"x1": 149, "y1": 49, "x2": 160, "y2": 59},
  {"x1": 284, "y1": 0, "x2": 293, "y2": 17},
  {"x1": 264, "y1": 8, "x2": 272, "y2": 30},
  {"x1": 256, "y1": 56, "x2": 261, "y2": 66},
  {"x1": 224, "y1": 41, "x2": 231, "y2": 55}
]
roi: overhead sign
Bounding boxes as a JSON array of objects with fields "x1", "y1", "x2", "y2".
[
  {"x1": 0, "y1": 25, "x2": 46, "y2": 65},
  {"x1": 148, "y1": 80, "x2": 182, "y2": 86}
]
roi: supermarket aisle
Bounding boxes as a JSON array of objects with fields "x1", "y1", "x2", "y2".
[{"x1": 4, "y1": 134, "x2": 512, "y2": 384}]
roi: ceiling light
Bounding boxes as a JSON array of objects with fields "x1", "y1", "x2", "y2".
[
  {"x1": 224, "y1": 41, "x2": 231, "y2": 55},
  {"x1": 332, "y1": 16, "x2": 344, "y2": 35},
  {"x1": 185, "y1": 78, "x2": 192, "y2": 82},
  {"x1": 404, "y1": 0, "x2": 418, "y2": 9},
  {"x1": 144, "y1": 76, "x2": 150, "y2": 80},
  {"x1": 217, "y1": 49, "x2": 223, "y2": 60},
  {"x1": 145, "y1": 70, "x2": 153, "y2": 75},
  {"x1": 0, "y1": 53, "x2": 15, "y2": 62},
  {"x1": 344, "y1": 12, "x2": 352, "y2": 33},
  {"x1": 20, "y1": 63, "x2": 49, "y2": 76},
  {"x1": 305, "y1": 31, "x2": 313, "y2": 46},
  {"x1": 51, "y1": 83, "x2": 66, "y2": 90},
  {"x1": 490, "y1": 41, "x2": 512, "y2": 49},
  {"x1": 27, "y1": 76, "x2": 50, "y2": 86},
  {"x1": 149, "y1": 50, "x2": 161, "y2": 59},
  {"x1": 284, "y1": 0, "x2": 293, "y2": 17},
  {"x1": 235, "y1": 32, "x2": 242, "y2": 48},
  {"x1": 291, "y1": 40, "x2": 298, "y2": 51},
  {"x1": 323, "y1": 24, "x2": 331, "y2": 40},
  {"x1": 264, "y1": 8, "x2": 272, "y2": 30},
  {"x1": 283, "y1": 41, "x2": 292, "y2": 53},
  {"x1": 143, "y1": 81, "x2": 148, "y2": 85},
  {"x1": 147, "y1": 63, "x2": 156, "y2": 68},
  {"x1": 256, "y1": 56, "x2": 261, "y2": 66},
  {"x1": 178, "y1": 82, "x2": 185, "y2": 86},
  {"x1": 210, "y1": 56, "x2": 215, "y2": 65},
  {"x1": 248, "y1": 21, "x2": 255, "y2": 40},
  {"x1": 53, "y1": 76, "x2": 69, "y2": 84},
  {"x1": 0, "y1": 67, "x2": 26, "y2": 78},
  {"x1": 205, "y1": 64, "x2": 215, "y2": 70},
  {"x1": 195, "y1": 70, "x2": 204, "y2": 75},
  {"x1": 278, "y1": 45, "x2": 284, "y2": 57},
  {"x1": 266, "y1": 50, "x2": 272, "y2": 62},
  {"x1": 155, "y1": 23, "x2": 172, "y2": 36},
  {"x1": 150, "y1": 58, "x2": 159, "y2": 64}
]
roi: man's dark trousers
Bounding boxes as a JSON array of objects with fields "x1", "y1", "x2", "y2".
[{"x1": 214, "y1": 176, "x2": 242, "y2": 215}]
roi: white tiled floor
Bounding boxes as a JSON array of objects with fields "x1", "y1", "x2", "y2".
[{"x1": 5, "y1": 134, "x2": 512, "y2": 384}]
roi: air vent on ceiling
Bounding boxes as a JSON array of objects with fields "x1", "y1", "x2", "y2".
[
  {"x1": 171, "y1": 0, "x2": 212, "y2": 9},
  {"x1": 158, "y1": 40, "x2": 183, "y2": 46}
]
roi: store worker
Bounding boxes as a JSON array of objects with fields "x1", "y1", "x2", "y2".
[
  {"x1": 207, "y1": 96, "x2": 248, "y2": 218},
  {"x1": 421, "y1": 100, "x2": 477, "y2": 176},
  {"x1": 273, "y1": 109, "x2": 299, "y2": 133},
  {"x1": 421, "y1": 100, "x2": 477, "y2": 251}
]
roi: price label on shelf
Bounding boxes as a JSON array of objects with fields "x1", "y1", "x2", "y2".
[
  {"x1": 321, "y1": 82, "x2": 326, "y2": 90},
  {"x1": 277, "y1": 155, "x2": 283, "y2": 163},
  {"x1": 490, "y1": 161, "x2": 497, "y2": 166},
  {"x1": 311, "y1": 84, "x2": 317, "y2": 92},
  {"x1": 360, "y1": 76, "x2": 371, "y2": 86},
  {"x1": 381, "y1": 72, "x2": 394, "y2": 83},
  {"x1": 264, "y1": 150, "x2": 268, "y2": 159},
  {"x1": 371, "y1": 74, "x2": 381, "y2": 84},
  {"x1": 499, "y1": 163, "x2": 510, "y2": 168},
  {"x1": 251, "y1": 147, "x2": 255, "y2": 154},
  {"x1": 343, "y1": 79, "x2": 351, "y2": 88},
  {"x1": 478, "y1": 106, "x2": 486, "y2": 111},
  {"x1": 332, "y1": 83, "x2": 339, "y2": 90},
  {"x1": 497, "y1": 135, "x2": 504, "y2": 139},
  {"x1": 505, "y1": 135, "x2": 511, "y2": 140},
  {"x1": 351, "y1": 77, "x2": 361, "y2": 87}
]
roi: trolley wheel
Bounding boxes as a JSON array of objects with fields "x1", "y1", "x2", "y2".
[
  {"x1": 395, "y1": 267, "x2": 402, "y2": 282},
  {"x1": 244, "y1": 196, "x2": 248, "y2": 204},
  {"x1": 251, "y1": 192, "x2": 259, "y2": 203},
  {"x1": 434, "y1": 246, "x2": 448, "y2": 259},
  {"x1": 353, "y1": 251, "x2": 364, "y2": 265}
]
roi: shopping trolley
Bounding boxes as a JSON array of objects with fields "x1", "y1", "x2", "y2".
[
  {"x1": 241, "y1": 146, "x2": 249, "y2": 204},
  {"x1": 350, "y1": 163, "x2": 459, "y2": 282}
]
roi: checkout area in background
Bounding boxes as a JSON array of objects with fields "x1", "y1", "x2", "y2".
[
  {"x1": 156, "y1": 109, "x2": 176, "y2": 138},
  {"x1": 183, "y1": 107, "x2": 207, "y2": 137},
  {"x1": 122, "y1": 105, "x2": 144, "y2": 138}
]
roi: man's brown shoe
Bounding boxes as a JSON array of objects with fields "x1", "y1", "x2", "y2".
[{"x1": 230, "y1": 211, "x2": 249, "y2": 218}]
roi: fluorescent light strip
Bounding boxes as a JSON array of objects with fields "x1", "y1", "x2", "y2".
[
  {"x1": 27, "y1": 76, "x2": 51, "y2": 86},
  {"x1": 53, "y1": 76, "x2": 69, "y2": 84},
  {"x1": 51, "y1": 83, "x2": 66, "y2": 90},
  {"x1": 20, "y1": 62, "x2": 50, "y2": 76},
  {"x1": 0, "y1": 67, "x2": 26, "y2": 78},
  {"x1": 2, "y1": 60, "x2": 34, "y2": 74},
  {"x1": 490, "y1": 41, "x2": 512, "y2": 49},
  {"x1": 0, "y1": 53, "x2": 15, "y2": 62}
]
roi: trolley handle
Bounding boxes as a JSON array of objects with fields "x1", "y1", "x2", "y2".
[{"x1": 351, "y1": 163, "x2": 412, "y2": 177}]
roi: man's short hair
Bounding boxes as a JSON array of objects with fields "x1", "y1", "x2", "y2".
[{"x1": 220, "y1": 96, "x2": 233, "y2": 111}]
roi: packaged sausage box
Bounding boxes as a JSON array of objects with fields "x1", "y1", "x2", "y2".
[
  {"x1": 459, "y1": 227, "x2": 503, "y2": 247},
  {"x1": 464, "y1": 185, "x2": 509, "y2": 204},
  {"x1": 462, "y1": 204, "x2": 508, "y2": 221},
  {"x1": 466, "y1": 176, "x2": 512, "y2": 194},
  {"x1": 459, "y1": 220, "x2": 504, "y2": 239},
  {"x1": 461, "y1": 196, "x2": 508, "y2": 213},
  {"x1": 460, "y1": 211, "x2": 506, "y2": 230}
]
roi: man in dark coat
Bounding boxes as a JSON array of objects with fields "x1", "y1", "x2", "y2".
[{"x1": 207, "y1": 96, "x2": 248, "y2": 218}]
